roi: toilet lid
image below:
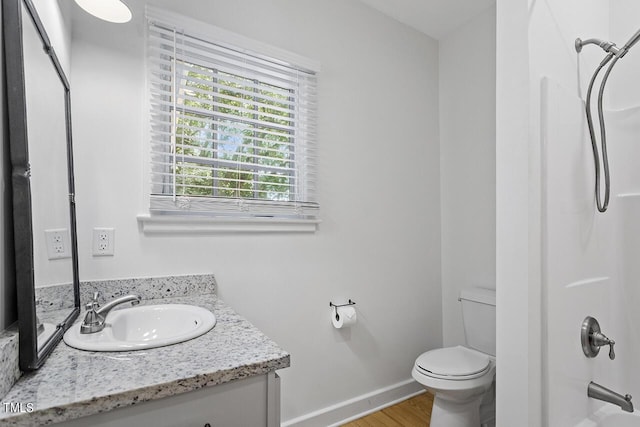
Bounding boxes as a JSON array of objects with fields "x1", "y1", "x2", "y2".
[{"x1": 415, "y1": 346, "x2": 491, "y2": 380}]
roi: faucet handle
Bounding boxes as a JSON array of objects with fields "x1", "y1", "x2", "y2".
[
  {"x1": 609, "y1": 341, "x2": 616, "y2": 360},
  {"x1": 592, "y1": 332, "x2": 616, "y2": 360},
  {"x1": 86, "y1": 292, "x2": 100, "y2": 312},
  {"x1": 582, "y1": 317, "x2": 618, "y2": 360}
]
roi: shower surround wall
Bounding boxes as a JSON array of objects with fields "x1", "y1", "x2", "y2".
[
  {"x1": 609, "y1": 0, "x2": 640, "y2": 110},
  {"x1": 531, "y1": 0, "x2": 640, "y2": 425},
  {"x1": 542, "y1": 78, "x2": 622, "y2": 426},
  {"x1": 496, "y1": 0, "x2": 609, "y2": 422},
  {"x1": 69, "y1": 0, "x2": 441, "y2": 424}
]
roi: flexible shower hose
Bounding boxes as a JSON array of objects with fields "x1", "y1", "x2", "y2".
[{"x1": 585, "y1": 53, "x2": 618, "y2": 213}]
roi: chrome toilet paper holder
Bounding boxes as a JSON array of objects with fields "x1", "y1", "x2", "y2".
[{"x1": 329, "y1": 299, "x2": 356, "y2": 321}]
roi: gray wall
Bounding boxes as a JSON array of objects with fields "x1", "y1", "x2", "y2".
[
  {"x1": 439, "y1": 6, "x2": 496, "y2": 347},
  {"x1": 70, "y1": 0, "x2": 442, "y2": 422}
]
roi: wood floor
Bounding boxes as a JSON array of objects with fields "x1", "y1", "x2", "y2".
[{"x1": 340, "y1": 392, "x2": 434, "y2": 427}]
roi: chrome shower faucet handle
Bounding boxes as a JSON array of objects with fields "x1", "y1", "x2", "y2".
[
  {"x1": 581, "y1": 316, "x2": 616, "y2": 360},
  {"x1": 591, "y1": 330, "x2": 615, "y2": 360}
]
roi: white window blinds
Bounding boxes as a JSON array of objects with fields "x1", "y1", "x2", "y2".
[{"x1": 147, "y1": 13, "x2": 318, "y2": 219}]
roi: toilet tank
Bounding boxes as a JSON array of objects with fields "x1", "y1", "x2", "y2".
[{"x1": 460, "y1": 287, "x2": 496, "y2": 356}]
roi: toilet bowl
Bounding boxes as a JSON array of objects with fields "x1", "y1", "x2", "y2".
[
  {"x1": 412, "y1": 287, "x2": 496, "y2": 427},
  {"x1": 412, "y1": 346, "x2": 495, "y2": 427}
]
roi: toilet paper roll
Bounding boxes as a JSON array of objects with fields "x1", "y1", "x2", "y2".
[{"x1": 332, "y1": 306, "x2": 357, "y2": 329}]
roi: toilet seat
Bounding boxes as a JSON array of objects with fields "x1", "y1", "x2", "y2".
[{"x1": 414, "y1": 346, "x2": 491, "y2": 380}]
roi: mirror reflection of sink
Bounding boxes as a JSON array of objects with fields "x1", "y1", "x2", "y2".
[{"x1": 63, "y1": 304, "x2": 216, "y2": 352}]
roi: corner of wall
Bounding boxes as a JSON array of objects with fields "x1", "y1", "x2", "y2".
[
  {"x1": 438, "y1": 6, "x2": 497, "y2": 348},
  {"x1": 496, "y1": 0, "x2": 540, "y2": 424}
]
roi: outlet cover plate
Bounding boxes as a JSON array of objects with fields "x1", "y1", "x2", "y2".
[
  {"x1": 45, "y1": 228, "x2": 71, "y2": 260},
  {"x1": 92, "y1": 227, "x2": 115, "y2": 256}
]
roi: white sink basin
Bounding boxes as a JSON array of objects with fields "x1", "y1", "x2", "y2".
[{"x1": 64, "y1": 304, "x2": 216, "y2": 352}]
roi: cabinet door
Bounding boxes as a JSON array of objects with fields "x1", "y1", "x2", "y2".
[{"x1": 57, "y1": 374, "x2": 271, "y2": 427}]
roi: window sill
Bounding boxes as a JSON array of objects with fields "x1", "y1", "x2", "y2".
[{"x1": 137, "y1": 214, "x2": 320, "y2": 234}]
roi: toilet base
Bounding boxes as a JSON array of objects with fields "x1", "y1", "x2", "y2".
[
  {"x1": 430, "y1": 394, "x2": 482, "y2": 427},
  {"x1": 479, "y1": 380, "x2": 496, "y2": 427}
]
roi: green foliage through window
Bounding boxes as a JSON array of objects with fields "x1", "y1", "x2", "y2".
[{"x1": 173, "y1": 63, "x2": 296, "y2": 201}]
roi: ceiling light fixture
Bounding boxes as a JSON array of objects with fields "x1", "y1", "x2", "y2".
[{"x1": 74, "y1": 0, "x2": 132, "y2": 24}]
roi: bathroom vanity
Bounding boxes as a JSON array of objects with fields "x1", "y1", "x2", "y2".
[
  {"x1": 1, "y1": 2, "x2": 290, "y2": 424},
  {"x1": 0, "y1": 275, "x2": 290, "y2": 427},
  {"x1": 58, "y1": 371, "x2": 281, "y2": 427}
]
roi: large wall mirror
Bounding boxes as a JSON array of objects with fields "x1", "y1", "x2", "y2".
[{"x1": 3, "y1": 0, "x2": 80, "y2": 370}]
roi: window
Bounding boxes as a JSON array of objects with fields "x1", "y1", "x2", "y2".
[{"x1": 146, "y1": 10, "x2": 318, "y2": 223}]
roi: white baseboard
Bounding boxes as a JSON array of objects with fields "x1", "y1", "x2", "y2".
[{"x1": 282, "y1": 379, "x2": 425, "y2": 427}]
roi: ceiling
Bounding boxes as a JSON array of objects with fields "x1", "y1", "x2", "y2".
[{"x1": 357, "y1": 0, "x2": 496, "y2": 39}]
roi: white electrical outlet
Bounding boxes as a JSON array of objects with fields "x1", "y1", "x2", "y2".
[
  {"x1": 92, "y1": 228, "x2": 115, "y2": 256},
  {"x1": 45, "y1": 229, "x2": 71, "y2": 260}
]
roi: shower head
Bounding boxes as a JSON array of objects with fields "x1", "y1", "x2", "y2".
[
  {"x1": 575, "y1": 38, "x2": 618, "y2": 54},
  {"x1": 575, "y1": 29, "x2": 640, "y2": 59}
]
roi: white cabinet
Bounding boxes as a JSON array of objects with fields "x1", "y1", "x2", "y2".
[{"x1": 57, "y1": 372, "x2": 280, "y2": 427}]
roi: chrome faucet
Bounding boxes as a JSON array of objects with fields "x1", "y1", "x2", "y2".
[
  {"x1": 588, "y1": 381, "x2": 634, "y2": 412},
  {"x1": 581, "y1": 316, "x2": 616, "y2": 360},
  {"x1": 80, "y1": 292, "x2": 141, "y2": 334}
]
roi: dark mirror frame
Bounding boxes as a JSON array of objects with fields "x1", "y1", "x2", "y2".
[{"x1": 3, "y1": 0, "x2": 80, "y2": 371}]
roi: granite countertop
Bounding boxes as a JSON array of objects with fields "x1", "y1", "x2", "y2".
[{"x1": 0, "y1": 293, "x2": 290, "y2": 426}]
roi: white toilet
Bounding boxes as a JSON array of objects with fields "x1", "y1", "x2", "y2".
[{"x1": 412, "y1": 287, "x2": 496, "y2": 427}]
